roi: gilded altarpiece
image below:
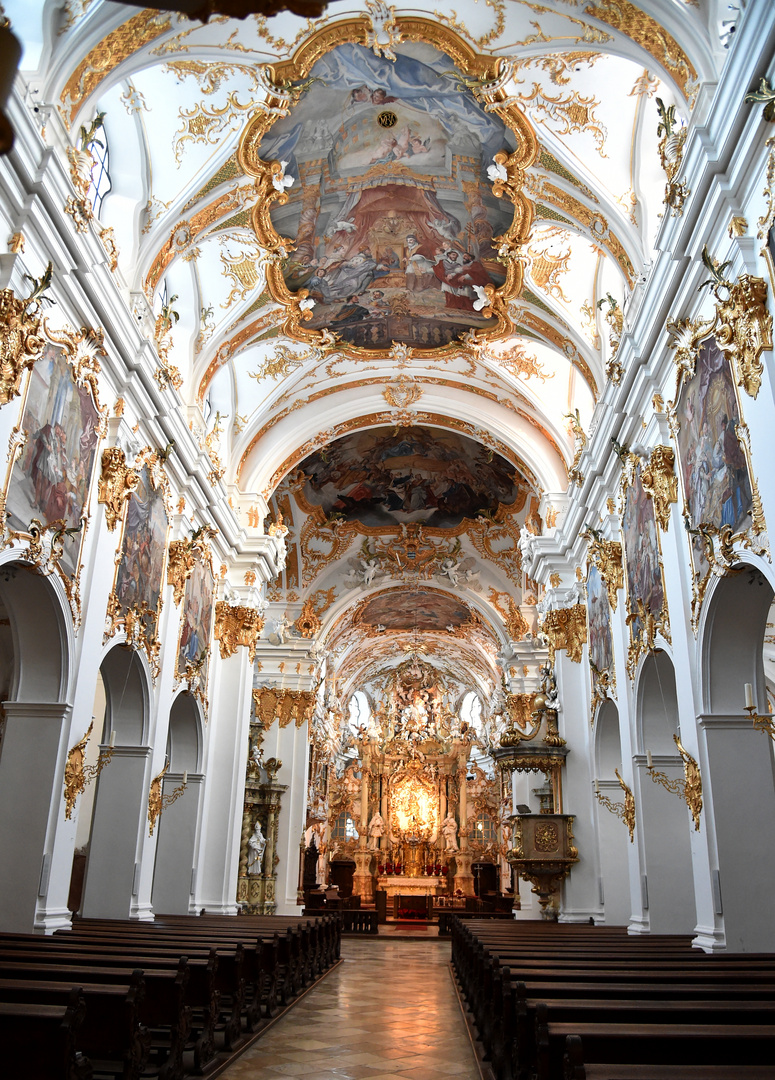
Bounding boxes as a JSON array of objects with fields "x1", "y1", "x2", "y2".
[
  {"x1": 668, "y1": 333, "x2": 766, "y2": 630},
  {"x1": 105, "y1": 455, "x2": 171, "y2": 678},
  {"x1": 620, "y1": 459, "x2": 670, "y2": 679},
  {"x1": 1, "y1": 329, "x2": 106, "y2": 627},
  {"x1": 175, "y1": 558, "x2": 215, "y2": 716},
  {"x1": 586, "y1": 563, "x2": 615, "y2": 720}
]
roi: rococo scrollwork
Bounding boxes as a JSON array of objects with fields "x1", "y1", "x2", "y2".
[
  {"x1": 640, "y1": 445, "x2": 678, "y2": 533},
  {"x1": 541, "y1": 604, "x2": 587, "y2": 664},
  {"x1": 98, "y1": 447, "x2": 139, "y2": 532},
  {"x1": 215, "y1": 601, "x2": 264, "y2": 662},
  {"x1": 167, "y1": 524, "x2": 218, "y2": 606},
  {"x1": 583, "y1": 530, "x2": 623, "y2": 613},
  {"x1": 0, "y1": 266, "x2": 51, "y2": 407},
  {"x1": 253, "y1": 686, "x2": 315, "y2": 729}
]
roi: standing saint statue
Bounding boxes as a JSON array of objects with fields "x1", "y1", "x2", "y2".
[
  {"x1": 441, "y1": 814, "x2": 459, "y2": 852},
  {"x1": 247, "y1": 820, "x2": 267, "y2": 875},
  {"x1": 368, "y1": 811, "x2": 385, "y2": 850}
]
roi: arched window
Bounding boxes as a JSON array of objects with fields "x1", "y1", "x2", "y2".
[
  {"x1": 330, "y1": 810, "x2": 359, "y2": 841},
  {"x1": 86, "y1": 134, "x2": 112, "y2": 217},
  {"x1": 347, "y1": 690, "x2": 371, "y2": 732},
  {"x1": 473, "y1": 812, "x2": 497, "y2": 842}
]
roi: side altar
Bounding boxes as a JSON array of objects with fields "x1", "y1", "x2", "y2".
[{"x1": 377, "y1": 875, "x2": 447, "y2": 898}]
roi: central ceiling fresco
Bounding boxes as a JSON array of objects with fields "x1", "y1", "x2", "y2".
[
  {"x1": 295, "y1": 425, "x2": 523, "y2": 529},
  {"x1": 239, "y1": 19, "x2": 537, "y2": 354}
]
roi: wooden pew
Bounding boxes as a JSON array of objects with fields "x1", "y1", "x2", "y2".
[
  {"x1": 563, "y1": 1035, "x2": 775, "y2": 1080},
  {"x1": 0, "y1": 988, "x2": 92, "y2": 1080}
]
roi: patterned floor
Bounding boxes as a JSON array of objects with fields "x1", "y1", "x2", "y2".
[{"x1": 218, "y1": 938, "x2": 482, "y2": 1080}]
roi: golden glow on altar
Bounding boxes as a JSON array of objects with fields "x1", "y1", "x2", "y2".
[{"x1": 389, "y1": 775, "x2": 438, "y2": 840}]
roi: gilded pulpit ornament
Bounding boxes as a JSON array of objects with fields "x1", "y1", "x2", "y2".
[
  {"x1": 167, "y1": 524, "x2": 218, "y2": 606},
  {"x1": 98, "y1": 448, "x2": 139, "y2": 531},
  {"x1": 583, "y1": 529, "x2": 623, "y2": 612},
  {"x1": 215, "y1": 601, "x2": 264, "y2": 661},
  {"x1": 237, "y1": 17, "x2": 537, "y2": 358},
  {"x1": 656, "y1": 97, "x2": 689, "y2": 216},
  {"x1": 541, "y1": 604, "x2": 587, "y2": 664},
  {"x1": 0, "y1": 263, "x2": 52, "y2": 406},
  {"x1": 640, "y1": 445, "x2": 678, "y2": 532}
]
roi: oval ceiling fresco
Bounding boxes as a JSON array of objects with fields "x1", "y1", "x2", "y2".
[
  {"x1": 239, "y1": 19, "x2": 537, "y2": 356},
  {"x1": 356, "y1": 588, "x2": 472, "y2": 631},
  {"x1": 294, "y1": 424, "x2": 525, "y2": 529}
]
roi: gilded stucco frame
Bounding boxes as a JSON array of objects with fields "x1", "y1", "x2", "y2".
[
  {"x1": 0, "y1": 320, "x2": 107, "y2": 630},
  {"x1": 585, "y1": 561, "x2": 617, "y2": 724},
  {"x1": 666, "y1": 327, "x2": 768, "y2": 634},
  {"x1": 174, "y1": 554, "x2": 216, "y2": 719},
  {"x1": 104, "y1": 447, "x2": 172, "y2": 680},
  {"x1": 237, "y1": 17, "x2": 538, "y2": 359},
  {"x1": 618, "y1": 454, "x2": 671, "y2": 681}
]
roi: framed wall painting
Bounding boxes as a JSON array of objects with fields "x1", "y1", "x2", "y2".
[
  {"x1": 175, "y1": 556, "x2": 215, "y2": 716},
  {"x1": 1, "y1": 326, "x2": 106, "y2": 627},
  {"x1": 586, "y1": 562, "x2": 615, "y2": 719},
  {"x1": 620, "y1": 457, "x2": 670, "y2": 679},
  {"x1": 668, "y1": 331, "x2": 766, "y2": 630},
  {"x1": 105, "y1": 451, "x2": 171, "y2": 678}
]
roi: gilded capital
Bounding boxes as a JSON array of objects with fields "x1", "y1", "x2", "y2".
[
  {"x1": 641, "y1": 445, "x2": 678, "y2": 532},
  {"x1": 215, "y1": 601, "x2": 264, "y2": 662},
  {"x1": 98, "y1": 448, "x2": 139, "y2": 532},
  {"x1": 541, "y1": 604, "x2": 587, "y2": 664}
]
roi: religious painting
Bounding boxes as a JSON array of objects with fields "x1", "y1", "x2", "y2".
[
  {"x1": 177, "y1": 557, "x2": 215, "y2": 684},
  {"x1": 296, "y1": 425, "x2": 522, "y2": 530},
  {"x1": 113, "y1": 463, "x2": 169, "y2": 641},
  {"x1": 5, "y1": 341, "x2": 101, "y2": 579},
  {"x1": 356, "y1": 587, "x2": 471, "y2": 631},
  {"x1": 671, "y1": 333, "x2": 760, "y2": 626},
  {"x1": 586, "y1": 563, "x2": 615, "y2": 716},
  {"x1": 240, "y1": 20, "x2": 536, "y2": 354},
  {"x1": 621, "y1": 459, "x2": 669, "y2": 678}
]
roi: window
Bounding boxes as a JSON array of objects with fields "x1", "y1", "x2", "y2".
[
  {"x1": 473, "y1": 812, "x2": 497, "y2": 841},
  {"x1": 85, "y1": 134, "x2": 111, "y2": 217},
  {"x1": 331, "y1": 810, "x2": 359, "y2": 841}
]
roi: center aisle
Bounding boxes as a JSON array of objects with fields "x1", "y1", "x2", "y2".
[{"x1": 219, "y1": 937, "x2": 482, "y2": 1080}]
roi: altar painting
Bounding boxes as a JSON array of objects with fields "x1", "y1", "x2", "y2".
[
  {"x1": 259, "y1": 42, "x2": 516, "y2": 348},
  {"x1": 114, "y1": 465, "x2": 169, "y2": 635},
  {"x1": 674, "y1": 334, "x2": 753, "y2": 585},
  {"x1": 297, "y1": 425, "x2": 522, "y2": 529},
  {"x1": 7, "y1": 342, "x2": 100, "y2": 578},
  {"x1": 357, "y1": 588, "x2": 470, "y2": 631},
  {"x1": 621, "y1": 462, "x2": 666, "y2": 668},
  {"x1": 177, "y1": 558, "x2": 215, "y2": 681}
]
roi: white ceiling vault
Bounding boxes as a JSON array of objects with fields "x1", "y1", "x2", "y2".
[{"x1": 12, "y1": 0, "x2": 724, "y2": 699}]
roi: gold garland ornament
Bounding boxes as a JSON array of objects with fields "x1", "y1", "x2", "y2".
[
  {"x1": 98, "y1": 448, "x2": 140, "y2": 532},
  {"x1": 0, "y1": 263, "x2": 52, "y2": 406},
  {"x1": 148, "y1": 761, "x2": 188, "y2": 837},
  {"x1": 214, "y1": 601, "x2": 264, "y2": 662},
  {"x1": 63, "y1": 721, "x2": 115, "y2": 820},
  {"x1": 594, "y1": 768, "x2": 635, "y2": 842},
  {"x1": 645, "y1": 735, "x2": 702, "y2": 831}
]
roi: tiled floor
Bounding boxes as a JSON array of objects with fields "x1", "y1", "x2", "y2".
[{"x1": 218, "y1": 938, "x2": 482, "y2": 1080}]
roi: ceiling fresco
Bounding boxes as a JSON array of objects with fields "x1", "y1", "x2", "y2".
[
  {"x1": 294, "y1": 425, "x2": 524, "y2": 529},
  {"x1": 356, "y1": 588, "x2": 472, "y2": 631},
  {"x1": 255, "y1": 41, "x2": 519, "y2": 349},
  {"x1": 11, "y1": 0, "x2": 722, "y2": 706}
]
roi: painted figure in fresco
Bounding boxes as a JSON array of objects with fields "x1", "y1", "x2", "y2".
[
  {"x1": 404, "y1": 234, "x2": 438, "y2": 291},
  {"x1": 441, "y1": 814, "x2": 459, "y2": 852},
  {"x1": 247, "y1": 821, "x2": 267, "y2": 875},
  {"x1": 326, "y1": 252, "x2": 377, "y2": 300}
]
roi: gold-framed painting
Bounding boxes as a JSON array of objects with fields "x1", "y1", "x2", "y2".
[
  {"x1": 620, "y1": 456, "x2": 670, "y2": 680},
  {"x1": 238, "y1": 17, "x2": 537, "y2": 358},
  {"x1": 175, "y1": 555, "x2": 216, "y2": 717},
  {"x1": 667, "y1": 331, "x2": 767, "y2": 631},
  {"x1": 105, "y1": 449, "x2": 171, "y2": 678},
  {"x1": 586, "y1": 562, "x2": 616, "y2": 721},
  {"x1": 0, "y1": 324, "x2": 106, "y2": 627}
]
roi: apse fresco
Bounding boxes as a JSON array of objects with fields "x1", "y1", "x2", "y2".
[
  {"x1": 7, "y1": 342, "x2": 100, "y2": 577},
  {"x1": 586, "y1": 564, "x2": 613, "y2": 675},
  {"x1": 177, "y1": 558, "x2": 215, "y2": 680},
  {"x1": 114, "y1": 465, "x2": 168, "y2": 632},
  {"x1": 675, "y1": 334, "x2": 753, "y2": 582},
  {"x1": 259, "y1": 42, "x2": 515, "y2": 348},
  {"x1": 297, "y1": 425, "x2": 521, "y2": 528},
  {"x1": 357, "y1": 588, "x2": 471, "y2": 631},
  {"x1": 622, "y1": 463, "x2": 664, "y2": 631}
]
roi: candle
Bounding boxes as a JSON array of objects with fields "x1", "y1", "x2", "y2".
[
  {"x1": 183, "y1": 771, "x2": 188, "y2": 786},
  {"x1": 745, "y1": 683, "x2": 754, "y2": 709},
  {"x1": 646, "y1": 749, "x2": 653, "y2": 768},
  {"x1": 594, "y1": 779, "x2": 599, "y2": 793},
  {"x1": 109, "y1": 730, "x2": 116, "y2": 748}
]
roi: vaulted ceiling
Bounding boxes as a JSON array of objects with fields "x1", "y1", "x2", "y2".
[{"x1": 13, "y1": 0, "x2": 722, "y2": 700}]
